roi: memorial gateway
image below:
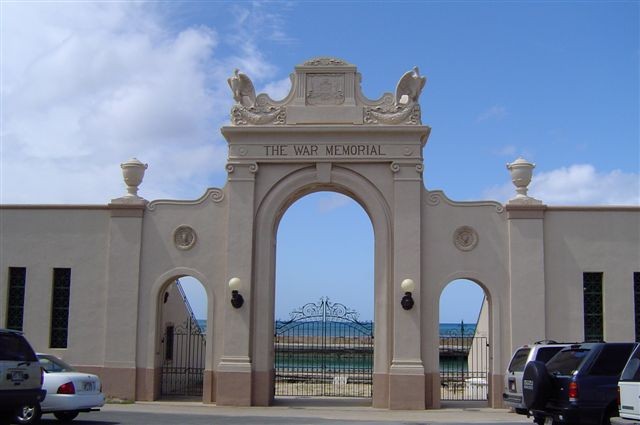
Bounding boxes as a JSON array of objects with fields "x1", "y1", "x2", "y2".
[{"x1": 1, "y1": 58, "x2": 639, "y2": 410}]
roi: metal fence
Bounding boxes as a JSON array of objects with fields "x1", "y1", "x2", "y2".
[
  {"x1": 275, "y1": 298, "x2": 373, "y2": 398},
  {"x1": 440, "y1": 326, "x2": 489, "y2": 401},
  {"x1": 160, "y1": 319, "x2": 206, "y2": 397}
]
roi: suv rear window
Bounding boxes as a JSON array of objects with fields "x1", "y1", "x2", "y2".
[
  {"x1": 535, "y1": 346, "x2": 566, "y2": 363},
  {"x1": 0, "y1": 333, "x2": 37, "y2": 362},
  {"x1": 508, "y1": 348, "x2": 531, "y2": 372},
  {"x1": 547, "y1": 348, "x2": 590, "y2": 375}
]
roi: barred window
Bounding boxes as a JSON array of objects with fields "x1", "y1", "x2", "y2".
[
  {"x1": 583, "y1": 272, "x2": 603, "y2": 342},
  {"x1": 50, "y1": 268, "x2": 71, "y2": 348},
  {"x1": 6, "y1": 267, "x2": 27, "y2": 331},
  {"x1": 635, "y1": 272, "x2": 640, "y2": 342}
]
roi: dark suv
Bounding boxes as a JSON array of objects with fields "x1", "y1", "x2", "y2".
[
  {"x1": 0, "y1": 329, "x2": 45, "y2": 423},
  {"x1": 523, "y1": 342, "x2": 637, "y2": 425}
]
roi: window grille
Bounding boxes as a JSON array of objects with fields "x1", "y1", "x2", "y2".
[
  {"x1": 583, "y1": 272, "x2": 603, "y2": 342},
  {"x1": 50, "y1": 268, "x2": 71, "y2": 348},
  {"x1": 6, "y1": 267, "x2": 26, "y2": 331},
  {"x1": 635, "y1": 272, "x2": 640, "y2": 342}
]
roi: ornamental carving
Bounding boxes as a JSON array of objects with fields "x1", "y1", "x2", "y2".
[
  {"x1": 230, "y1": 104, "x2": 286, "y2": 125},
  {"x1": 303, "y1": 57, "x2": 349, "y2": 66},
  {"x1": 306, "y1": 74, "x2": 345, "y2": 105},
  {"x1": 453, "y1": 226, "x2": 479, "y2": 252},
  {"x1": 226, "y1": 59, "x2": 427, "y2": 126},
  {"x1": 174, "y1": 225, "x2": 197, "y2": 251}
]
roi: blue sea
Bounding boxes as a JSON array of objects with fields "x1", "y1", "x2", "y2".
[{"x1": 196, "y1": 320, "x2": 475, "y2": 337}]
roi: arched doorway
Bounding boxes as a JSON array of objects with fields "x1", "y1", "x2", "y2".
[
  {"x1": 250, "y1": 165, "x2": 394, "y2": 407},
  {"x1": 273, "y1": 192, "x2": 374, "y2": 399},
  {"x1": 157, "y1": 276, "x2": 207, "y2": 399},
  {"x1": 438, "y1": 279, "x2": 489, "y2": 404}
]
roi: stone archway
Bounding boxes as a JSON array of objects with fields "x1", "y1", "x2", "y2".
[
  {"x1": 215, "y1": 58, "x2": 431, "y2": 410},
  {"x1": 251, "y1": 165, "x2": 393, "y2": 407}
]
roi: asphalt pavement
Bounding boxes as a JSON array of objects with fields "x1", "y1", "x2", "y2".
[{"x1": 73, "y1": 399, "x2": 536, "y2": 425}]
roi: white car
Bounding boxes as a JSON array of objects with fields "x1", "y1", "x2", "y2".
[
  {"x1": 615, "y1": 344, "x2": 640, "y2": 424},
  {"x1": 15, "y1": 353, "x2": 105, "y2": 424}
]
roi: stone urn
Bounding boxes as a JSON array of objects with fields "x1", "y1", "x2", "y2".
[
  {"x1": 120, "y1": 158, "x2": 148, "y2": 198},
  {"x1": 506, "y1": 157, "x2": 535, "y2": 199}
]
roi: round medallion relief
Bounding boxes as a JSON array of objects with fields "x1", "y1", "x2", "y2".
[
  {"x1": 453, "y1": 226, "x2": 478, "y2": 252},
  {"x1": 174, "y1": 225, "x2": 197, "y2": 251}
]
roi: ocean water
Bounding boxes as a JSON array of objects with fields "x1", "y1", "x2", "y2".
[{"x1": 196, "y1": 320, "x2": 475, "y2": 337}]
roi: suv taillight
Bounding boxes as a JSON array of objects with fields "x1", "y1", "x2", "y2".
[
  {"x1": 618, "y1": 386, "x2": 621, "y2": 408},
  {"x1": 57, "y1": 382, "x2": 75, "y2": 394},
  {"x1": 568, "y1": 381, "x2": 578, "y2": 402}
]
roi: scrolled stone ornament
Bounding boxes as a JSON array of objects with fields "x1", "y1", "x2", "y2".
[{"x1": 228, "y1": 69, "x2": 286, "y2": 126}]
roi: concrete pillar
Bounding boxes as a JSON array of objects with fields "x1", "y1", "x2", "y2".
[
  {"x1": 104, "y1": 201, "x2": 145, "y2": 401},
  {"x1": 389, "y1": 161, "x2": 425, "y2": 410},
  {"x1": 507, "y1": 203, "x2": 547, "y2": 350},
  {"x1": 216, "y1": 162, "x2": 257, "y2": 406}
]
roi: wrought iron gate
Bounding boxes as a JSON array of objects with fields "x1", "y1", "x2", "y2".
[
  {"x1": 440, "y1": 324, "x2": 489, "y2": 401},
  {"x1": 160, "y1": 319, "x2": 205, "y2": 397},
  {"x1": 275, "y1": 298, "x2": 373, "y2": 397}
]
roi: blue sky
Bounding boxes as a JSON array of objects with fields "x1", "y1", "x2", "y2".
[{"x1": 2, "y1": 1, "x2": 638, "y2": 322}]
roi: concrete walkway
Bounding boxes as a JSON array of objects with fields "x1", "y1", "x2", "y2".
[{"x1": 102, "y1": 399, "x2": 533, "y2": 423}]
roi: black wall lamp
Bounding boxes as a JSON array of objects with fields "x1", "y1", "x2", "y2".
[
  {"x1": 229, "y1": 277, "x2": 244, "y2": 309},
  {"x1": 401, "y1": 278, "x2": 416, "y2": 310}
]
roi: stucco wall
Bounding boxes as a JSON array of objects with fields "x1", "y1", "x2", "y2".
[
  {"x1": 0, "y1": 207, "x2": 110, "y2": 366},
  {"x1": 420, "y1": 190, "x2": 509, "y2": 406},
  {"x1": 543, "y1": 208, "x2": 640, "y2": 343},
  {"x1": 135, "y1": 188, "x2": 227, "y2": 376}
]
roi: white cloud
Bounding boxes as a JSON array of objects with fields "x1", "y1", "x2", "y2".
[
  {"x1": 0, "y1": 2, "x2": 286, "y2": 204},
  {"x1": 483, "y1": 164, "x2": 640, "y2": 205},
  {"x1": 260, "y1": 76, "x2": 293, "y2": 101},
  {"x1": 317, "y1": 193, "x2": 352, "y2": 213},
  {"x1": 476, "y1": 105, "x2": 507, "y2": 123}
]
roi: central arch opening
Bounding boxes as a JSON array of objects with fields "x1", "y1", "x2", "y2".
[{"x1": 274, "y1": 191, "x2": 374, "y2": 400}]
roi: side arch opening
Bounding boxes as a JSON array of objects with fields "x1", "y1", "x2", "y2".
[
  {"x1": 438, "y1": 279, "x2": 490, "y2": 405},
  {"x1": 157, "y1": 276, "x2": 208, "y2": 400}
]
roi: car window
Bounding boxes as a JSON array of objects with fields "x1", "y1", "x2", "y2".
[
  {"x1": 535, "y1": 346, "x2": 565, "y2": 363},
  {"x1": 508, "y1": 348, "x2": 531, "y2": 372},
  {"x1": 0, "y1": 333, "x2": 37, "y2": 362},
  {"x1": 546, "y1": 348, "x2": 590, "y2": 375},
  {"x1": 38, "y1": 355, "x2": 76, "y2": 373},
  {"x1": 621, "y1": 358, "x2": 640, "y2": 382},
  {"x1": 621, "y1": 346, "x2": 640, "y2": 381},
  {"x1": 590, "y1": 344, "x2": 635, "y2": 376}
]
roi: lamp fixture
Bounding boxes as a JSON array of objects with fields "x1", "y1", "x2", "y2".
[
  {"x1": 228, "y1": 277, "x2": 244, "y2": 309},
  {"x1": 400, "y1": 278, "x2": 415, "y2": 310}
]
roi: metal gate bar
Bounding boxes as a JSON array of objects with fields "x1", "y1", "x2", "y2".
[
  {"x1": 161, "y1": 319, "x2": 206, "y2": 397},
  {"x1": 275, "y1": 298, "x2": 373, "y2": 398},
  {"x1": 440, "y1": 325, "x2": 488, "y2": 401}
]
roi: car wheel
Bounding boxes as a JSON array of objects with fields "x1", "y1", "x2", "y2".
[
  {"x1": 522, "y1": 360, "x2": 552, "y2": 410},
  {"x1": 14, "y1": 404, "x2": 42, "y2": 425},
  {"x1": 600, "y1": 403, "x2": 617, "y2": 425},
  {"x1": 53, "y1": 411, "x2": 79, "y2": 423}
]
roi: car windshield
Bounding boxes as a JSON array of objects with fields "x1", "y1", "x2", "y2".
[
  {"x1": 37, "y1": 355, "x2": 76, "y2": 373},
  {"x1": 508, "y1": 348, "x2": 531, "y2": 372},
  {"x1": 546, "y1": 348, "x2": 590, "y2": 375},
  {"x1": 0, "y1": 333, "x2": 37, "y2": 362}
]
